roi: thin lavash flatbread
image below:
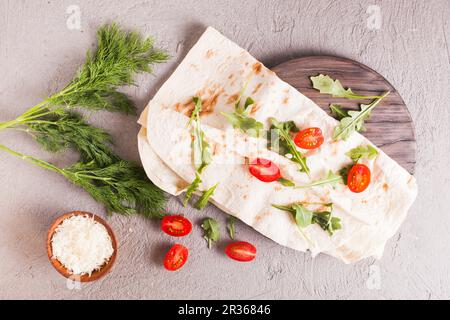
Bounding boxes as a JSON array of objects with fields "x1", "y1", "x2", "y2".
[{"x1": 138, "y1": 27, "x2": 417, "y2": 263}]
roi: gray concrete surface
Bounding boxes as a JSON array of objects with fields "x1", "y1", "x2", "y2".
[{"x1": 0, "y1": 0, "x2": 449, "y2": 300}]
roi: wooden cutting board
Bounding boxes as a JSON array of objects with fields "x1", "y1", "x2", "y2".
[{"x1": 272, "y1": 56, "x2": 416, "y2": 174}]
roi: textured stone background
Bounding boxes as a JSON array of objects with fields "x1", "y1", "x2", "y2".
[{"x1": 0, "y1": 0, "x2": 449, "y2": 299}]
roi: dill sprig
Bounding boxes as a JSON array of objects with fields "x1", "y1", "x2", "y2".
[
  {"x1": 26, "y1": 110, "x2": 118, "y2": 166},
  {"x1": 0, "y1": 23, "x2": 169, "y2": 218},
  {"x1": 47, "y1": 23, "x2": 169, "y2": 114},
  {"x1": 0, "y1": 143, "x2": 166, "y2": 218},
  {"x1": 0, "y1": 23, "x2": 169, "y2": 133}
]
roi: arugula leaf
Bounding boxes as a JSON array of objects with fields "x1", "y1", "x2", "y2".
[
  {"x1": 188, "y1": 96, "x2": 202, "y2": 126},
  {"x1": 223, "y1": 81, "x2": 264, "y2": 138},
  {"x1": 195, "y1": 183, "x2": 218, "y2": 210},
  {"x1": 329, "y1": 104, "x2": 349, "y2": 120},
  {"x1": 268, "y1": 118, "x2": 309, "y2": 175},
  {"x1": 267, "y1": 120, "x2": 299, "y2": 155},
  {"x1": 312, "y1": 205, "x2": 342, "y2": 235},
  {"x1": 339, "y1": 165, "x2": 352, "y2": 185},
  {"x1": 201, "y1": 217, "x2": 220, "y2": 249},
  {"x1": 311, "y1": 74, "x2": 383, "y2": 100},
  {"x1": 227, "y1": 216, "x2": 235, "y2": 240},
  {"x1": 192, "y1": 123, "x2": 212, "y2": 173},
  {"x1": 185, "y1": 97, "x2": 218, "y2": 208},
  {"x1": 221, "y1": 111, "x2": 264, "y2": 138},
  {"x1": 277, "y1": 177, "x2": 295, "y2": 187},
  {"x1": 295, "y1": 170, "x2": 343, "y2": 189},
  {"x1": 292, "y1": 204, "x2": 314, "y2": 228},
  {"x1": 191, "y1": 97, "x2": 212, "y2": 173},
  {"x1": 333, "y1": 92, "x2": 390, "y2": 141},
  {"x1": 272, "y1": 202, "x2": 341, "y2": 236},
  {"x1": 240, "y1": 97, "x2": 255, "y2": 115},
  {"x1": 346, "y1": 145, "x2": 379, "y2": 162},
  {"x1": 184, "y1": 173, "x2": 202, "y2": 207},
  {"x1": 272, "y1": 203, "x2": 312, "y2": 228}
]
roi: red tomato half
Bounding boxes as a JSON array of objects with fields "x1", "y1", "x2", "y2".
[
  {"x1": 294, "y1": 127, "x2": 324, "y2": 149},
  {"x1": 248, "y1": 158, "x2": 281, "y2": 182},
  {"x1": 161, "y1": 215, "x2": 192, "y2": 237},
  {"x1": 347, "y1": 164, "x2": 371, "y2": 193},
  {"x1": 164, "y1": 244, "x2": 188, "y2": 271},
  {"x1": 225, "y1": 241, "x2": 257, "y2": 262}
]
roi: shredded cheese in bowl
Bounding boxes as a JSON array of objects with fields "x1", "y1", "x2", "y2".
[{"x1": 51, "y1": 214, "x2": 114, "y2": 276}]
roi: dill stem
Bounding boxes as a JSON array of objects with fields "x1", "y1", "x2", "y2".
[
  {"x1": 0, "y1": 107, "x2": 57, "y2": 132},
  {"x1": 19, "y1": 100, "x2": 48, "y2": 118},
  {"x1": 0, "y1": 119, "x2": 22, "y2": 131},
  {"x1": 0, "y1": 143, "x2": 63, "y2": 174},
  {"x1": 72, "y1": 172, "x2": 113, "y2": 182}
]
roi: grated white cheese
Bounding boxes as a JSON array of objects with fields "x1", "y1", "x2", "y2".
[{"x1": 51, "y1": 214, "x2": 114, "y2": 276}]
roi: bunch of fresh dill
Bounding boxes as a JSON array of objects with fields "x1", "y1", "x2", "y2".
[{"x1": 0, "y1": 23, "x2": 169, "y2": 218}]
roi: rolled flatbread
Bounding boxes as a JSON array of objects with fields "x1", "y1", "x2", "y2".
[{"x1": 138, "y1": 27, "x2": 417, "y2": 263}]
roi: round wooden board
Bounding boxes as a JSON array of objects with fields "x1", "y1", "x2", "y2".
[{"x1": 272, "y1": 56, "x2": 416, "y2": 174}]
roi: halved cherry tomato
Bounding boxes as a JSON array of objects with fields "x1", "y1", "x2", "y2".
[
  {"x1": 225, "y1": 241, "x2": 257, "y2": 262},
  {"x1": 164, "y1": 244, "x2": 188, "y2": 271},
  {"x1": 294, "y1": 127, "x2": 324, "y2": 149},
  {"x1": 248, "y1": 158, "x2": 281, "y2": 182},
  {"x1": 347, "y1": 164, "x2": 371, "y2": 193},
  {"x1": 161, "y1": 215, "x2": 192, "y2": 237}
]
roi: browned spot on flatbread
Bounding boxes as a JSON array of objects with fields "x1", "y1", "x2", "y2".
[
  {"x1": 227, "y1": 93, "x2": 239, "y2": 104},
  {"x1": 282, "y1": 97, "x2": 289, "y2": 104},
  {"x1": 200, "y1": 88, "x2": 223, "y2": 116},
  {"x1": 213, "y1": 143, "x2": 221, "y2": 156},
  {"x1": 252, "y1": 62, "x2": 262, "y2": 74},
  {"x1": 174, "y1": 102, "x2": 183, "y2": 112},
  {"x1": 243, "y1": 194, "x2": 248, "y2": 200},
  {"x1": 383, "y1": 183, "x2": 389, "y2": 191},
  {"x1": 176, "y1": 84, "x2": 224, "y2": 117},
  {"x1": 205, "y1": 49, "x2": 215, "y2": 59},
  {"x1": 176, "y1": 180, "x2": 190, "y2": 190},
  {"x1": 252, "y1": 83, "x2": 263, "y2": 95},
  {"x1": 249, "y1": 103, "x2": 261, "y2": 115},
  {"x1": 228, "y1": 74, "x2": 234, "y2": 80},
  {"x1": 330, "y1": 144, "x2": 338, "y2": 156},
  {"x1": 337, "y1": 245, "x2": 362, "y2": 262},
  {"x1": 254, "y1": 210, "x2": 272, "y2": 223}
]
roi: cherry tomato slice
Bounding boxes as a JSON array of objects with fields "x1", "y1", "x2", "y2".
[
  {"x1": 164, "y1": 244, "x2": 188, "y2": 271},
  {"x1": 347, "y1": 164, "x2": 371, "y2": 193},
  {"x1": 225, "y1": 241, "x2": 257, "y2": 262},
  {"x1": 161, "y1": 215, "x2": 192, "y2": 237},
  {"x1": 294, "y1": 127, "x2": 324, "y2": 149},
  {"x1": 248, "y1": 158, "x2": 281, "y2": 182}
]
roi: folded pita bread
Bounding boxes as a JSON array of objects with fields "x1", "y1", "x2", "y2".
[{"x1": 138, "y1": 27, "x2": 417, "y2": 263}]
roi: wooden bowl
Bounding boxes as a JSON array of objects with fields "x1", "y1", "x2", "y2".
[{"x1": 46, "y1": 211, "x2": 117, "y2": 282}]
